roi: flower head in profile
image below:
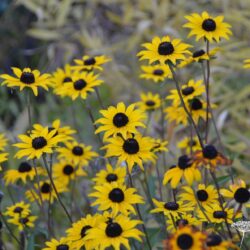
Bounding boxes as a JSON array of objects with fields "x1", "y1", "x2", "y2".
[
  {"x1": 89, "y1": 182, "x2": 144, "y2": 216},
  {"x1": 137, "y1": 36, "x2": 191, "y2": 65},
  {"x1": 0, "y1": 67, "x2": 51, "y2": 96},
  {"x1": 43, "y1": 237, "x2": 73, "y2": 250},
  {"x1": 136, "y1": 92, "x2": 161, "y2": 111},
  {"x1": 183, "y1": 12, "x2": 232, "y2": 42},
  {"x1": 95, "y1": 102, "x2": 146, "y2": 140},
  {"x1": 0, "y1": 133, "x2": 8, "y2": 151},
  {"x1": 85, "y1": 212, "x2": 143, "y2": 250},
  {"x1": 177, "y1": 136, "x2": 202, "y2": 154},
  {"x1": 150, "y1": 138, "x2": 168, "y2": 154}
]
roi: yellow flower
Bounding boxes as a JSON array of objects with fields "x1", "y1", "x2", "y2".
[
  {"x1": 0, "y1": 152, "x2": 8, "y2": 170},
  {"x1": 139, "y1": 64, "x2": 172, "y2": 82},
  {"x1": 137, "y1": 36, "x2": 191, "y2": 65},
  {"x1": 206, "y1": 233, "x2": 239, "y2": 250},
  {"x1": 150, "y1": 138, "x2": 168, "y2": 154},
  {"x1": 43, "y1": 237, "x2": 73, "y2": 250},
  {"x1": 177, "y1": 136, "x2": 202, "y2": 154},
  {"x1": 8, "y1": 214, "x2": 37, "y2": 231},
  {"x1": 0, "y1": 133, "x2": 8, "y2": 151},
  {"x1": 0, "y1": 67, "x2": 51, "y2": 96},
  {"x1": 136, "y1": 92, "x2": 161, "y2": 111},
  {"x1": 103, "y1": 133, "x2": 155, "y2": 173},
  {"x1": 95, "y1": 102, "x2": 146, "y2": 141},
  {"x1": 89, "y1": 182, "x2": 144, "y2": 216},
  {"x1": 57, "y1": 140, "x2": 98, "y2": 166},
  {"x1": 183, "y1": 12, "x2": 232, "y2": 43},
  {"x1": 4, "y1": 201, "x2": 31, "y2": 219},
  {"x1": 243, "y1": 59, "x2": 250, "y2": 69}
]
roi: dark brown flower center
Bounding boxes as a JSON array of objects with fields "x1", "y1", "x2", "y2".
[
  {"x1": 178, "y1": 155, "x2": 192, "y2": 169},
  {"x1": 32, "y1": 136, "x2": 47, "y2": 149},
  {"x1": 176, "y1": 219, "x2": 188, "y2": 227},
  {"x1": 213, "y1": 211, "x2": 227, "y2": 219},
  {"x1": 14, "y1": 207, "x2": 23, "y2": 213},
  {"x1": 20, "y1": 72, "x2": 35, "y2": 84},
  {"x1": 206, "y1": 234, "x2": 222, "y2": 246},
  {"x1": 18, "y1": 162, "x2": 32, "y2": 173},
  {"x1": 177, "y1": 234, "x2": 194, "y2": 249},
  {"x1": 202, "y1": 18, "x2": 216, "y2": 32},
  {"x1": 123, "y1": 138, "x2": 139, "y2": 154},
  {"x1": 108, "y1": 188, "x2": 124, "y2": 203},
  {"x1": 196, "y1": 190, "x2": 209, "y2": 202},
  {"x1": 72, "y1": 146, "x2": 83, "y2": 156},
  {"x1": 190, "y1": 98, "x2": 203, "y2": 110},
  {"x1": 145, "y1": 100, "x2": 156, "y2": 107},
  {"x1": 113, "y1": 113, "x2": 129, "y2": 127},
  {"x1": 105, "y1": 222, "x2": 123, "y2": 237},
  {"x1": 153, "y1": 69, "x2": 164, "y2": 76},
  {"x1": 81, "y1": 225, "x2": 92, "y2": 238},
  {"x1": 234, "y1": 188, "x2": 250, "y2": 203},
  {"x1": 106, "y1": 173, "x2": 118, "y2": 183},
  {"x1": 164, "y1": 202, "x2": 179, "y2": 211},
  {"x1": 41, "y1": 183, "x2": 51, "y2": 193},
  {"x1": 193, "y1": 49, "x2": 205, "y2": 58},
  {"x1": 182, "y1": 86, "x2": 195, "y2": 96},
  {"x1": 73, "y1": 79, "x2": 87, "y2": 90},
  {"x1": 63, "y1": 165, "x2": 74, "y2": 175},
  {"x1": 56, "y1": 245, "x2": 69, "y2": 250},
  {"x1": 63, "y1": 77, "x2": 72, "y2": 83},
  {"x1": 188, "y1": 139, "x2": 197, "y2": 147},
  {"x1": 202, "y1": 145, "x2": 218, "y2": 159},
  {"x1": 19, "y1": 218, "x2": 29, "y2": 224},
  {"x1": 158, "y1": 42, "x2": 174, "y2": 55},
  {"x1": 84, "y1": 57, "x2": 96, "y2": 65}
]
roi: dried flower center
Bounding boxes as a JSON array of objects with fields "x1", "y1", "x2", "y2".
[
  {"x1": 80, "y1": 225, "x2": 92, "y2": 238},
  {"x1": 72, "y1": 146, "x2": 84, "y2": 156},
  {"x1": 190, "y1": 98, "x2": 203, "y2": 110},
  {"x1": 202, "y1": 145, "x2": 218, "y2": 159},
  {"x1": 113, "y1": 113, "x2": 129, "y2": 127},
  {"x1": 234, "y1": 188, "x2": 250, "y2": 203},
  {"x1": 14, "y1": 206, "x2": 23, "y2": 213},
  {"x1": 158, "y1": 42, "x2": 174, "y2": 55},
  {"x1": 32, "y1": 136, "x2": 47, "y2": 149},
  {"x1": 178, "y1": 155, "x2": 192, "y2": 169},
  {"x1": 41, "y1": 183, "x2": 51, "y2": 193},
  {"x1": 63, "y1": 165, "x2": 74, "y2": 176},
  {"x1": 145, "y1": 100, "x2": 156, "y2": 106},
  {"x1": 56, "y1": 245, "x2": 69, "y2": 250},
  {"x1": 193, "y1": 49, "x2": 205, "y2": 58},
  {"x1": 108, "y1": 188, "x2": 124, "y2": 203},
  {"x1": 106, "y1": 173, "x2": 118, "y2": 183},
  {"x1": 153, "y1": 69, "x2": 164, "y2": 76},
  {"x1": 73, "y1": 79, "x2": 87, "y2": 90},
  {"x1": 20, "y1": 72, "x2": 35, "y2": 84},
  {"x1": 176, "y1": 219, "x2": 188, "y2": 226},
  {"x1": 182, "y1": 86, "x2": 195, "y2": 96},
  {"x1": 202, "y1": 18, "x2": 216, "y2": 32},
  {"x1": 164, "y1": 202, "x2": 179, "y2": 211},
  {"x1": 18, "y1": 162, "x2": 32, "y2": 173},
  {"x1": 213, "y1": 211, "x2": 227, "y2": 219},
  {"x1": 63, "y1": 77, "x2": 72, "y2": 83},
  {"x1": 84, "y1": 57, "x2": 96, "y2": 65},
  {"x1": 206, "y1": 234, "x2": 222, "y2": 246},
  {"x1": 105, "y1": 222, "x2": 123, "y2": 237},
  {"x1": 177, "y1": 234, "x2": 194, "y2": 249},
  {"x1": 196, "y1": 189, "x2": 209, "y2": 202},
  {"x1": 123, "y1": 138, "x2": 140, "y2": 154}
]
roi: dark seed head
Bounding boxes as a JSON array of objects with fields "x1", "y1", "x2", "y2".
[
  {"x1": 202, "y1": 18, "x2": 216, "y2": 32},
  {"x1": 106, "y1": 173, "x2": 118, "y2": 183},
  {"x1": 164, "y1": 201, "x2": 179, "y2": 211},
  {"x1": 213, "y1": 211, "x2": 227, "y2": 219},
  {"x1": 234, "y1": 188, "x2": 250, "y2": 203},
  {"x1": 80, "y1": 225, "x2": 92, "y2": 238},
  {"x1": 18, "y1": 162, "x2": 32, "y2": 173},
  {"x1": 56, "y1": 244, "x2": 69, "y2": 250},
  {"x1": 63, "y1": 77, "x2": 72, "y2": 83},
  {"x1": 202, "y1": 145, "x2": 218, "y2": 159},
  {"x1": 20, "y1": 217, "x2": 29, "y2": 224},
  {"x1": 158, "y1": 42, "x2": 174, "y2": 55},
  {"x1": 123, "y1": 138, "x2": 139, "y2": 154},
  {"x1": 196, "y1": 190, "x2": 209, "y2": 202},
  {"x1": 20, "y1": 72, "x2": 35, "y2": 84},
  {"x1": 41, "y1": 183, "x2": 51, "y2": 193},
  {"x1": 177, "y1": 233, "x2": 194, "y2": 249},
  {"x1": 73, "y1": 79, "x2": 87, "y2": 90},
  {"x1": 153, "y1": 69, "x2": 164, "y2": 76},
  {"x1": 105, "y1": 222, "x2": 122, "y2": 237},
  {"x1": 32, "y1": 136, "x2": 47, "y2": 149},
  {"x1": 113, "y1": 113, "x2": 129, "y2": 128},
  {"x1": 188, "y1": 139, "x2": 197, "y2": 147},
  {"x1": 145, "y1": 100, "x2": 156, "y2": 107},
  {"x1": 176, "y1": 219, "x2": 188, "y2": 227},
  {"x1": 72, "y1": 146, "x2": 83, "y2": 156},
  {"x1": 178, "y1": 155, "x2": 192, "y2": 169},
  {"x1": 182, "y1": 86, "x2": 195, "y2": 96},
  {"x1": 206, "y1": 234, "x2": 222, "y2": 246},
  {"x1": 108, "y1": 188, "x2": 124, "y2": 203},
  {"x1": 193, "y1": 49, "x2": 205, "y2": 58},
  {"x1": 190, "y1": 98, "x2": 203, "y2": 110},
  {"x1": 13, "y1": 207, "x2": 23, "y2": 213},
  {"x1": 63, "y1": 165, "x2": 74, "y2": 176},
  {"x1": 84, "y1": 57, "x2": 96, "y2": 65}
]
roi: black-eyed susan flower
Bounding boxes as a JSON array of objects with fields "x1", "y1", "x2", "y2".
[
  {"x1": 73, "y1": 55, "x2": 111, "y2": 71},
  {"x1": 95, "y1": 102, "x2": 146, "y2": 140},
  {"x1": 32, "y1": 119, "x2": 76, "y2": 143},
  {"x1": 139, "y1": 64, "x2": 172, "y2": 82},
  {"x1": 56, "y1": 71, "x2": 102, "y2": 100},
  {"x1": 180, "y1": 184, "x2": 218, "y2": 208},
  {"x1": 66, "y1": 214, "x2": 103, "y2": 250},
  {"x1": 14, "y1": 128, "x2": 62, "y2": 160},
  {"x1": 0, "y1": 133, "x2": 8, "y2": 151},
  {"x1": 193, "y1": 144, "x2": 232, "y2": 170},
  {"x1": 151, "y1": 199, "x2": 192, "y2": 218},
  {"x1": 243, "y1": 59, "x2": 250, "y2": 69},
  {"x1": 164, "y1": 225, "x2": 206, "y2": 250},
  {"x1": 8, "y1": 214, "x2": 37, "y2": 231},
  {"x1": 0, "y1": 152, "x2": 8, "y2": 170},
  {"x1": 150, "y1": 138, "x2": 168, "y2": 154},
  {"x1": 177, "y1": 136, "x2": 202, "y2": 154},
  {"x1": 89, "y1": 182, "x2": 144, "y2": 216},
  {"x1": 163, "y1": 155, "x2": 201, "y2": 188},
  {"x1": 26, "y1": 179, "x2": 68, "y2": 203},
  {"x1": 92, "y1": 164, "x2": 126, "y2": 185},
  {"x1": 53, "y1": 160, "x2": 87, "y2": 185},
  {"x1": 85, "y1": 212, "x2": 143, "y2": 250},
  {"x1": 103, "y1": 133, "x2": 155, "y2": 173},
  {"x1": 220, "y1": 179, "x2": 250, "y2": 210},
  {"x1": 4, "y1": 161, "x2": 42, "y2": 185},
  {"x1": 57, "y1": 140, "x2": 98, "y2": 166},
  {"x1": 43, "y1": 237, "x2": 73, "y2": 250},
  {"x1": 166, "y1": 79, "x2": 205, "y2": 106},
  {"x1": 0, "y1": 67, "x2": 51, "y2": 96},
  {"x1": 4, "y1": 201, "x2": 30, "y2": 219},
  {"x1": 183, "y1": 12, "x2": 232, "y2": 43},
  {"x1": 137, "y1": 36, "x2": 191, "y2": 65},
  {"x1": 136, "y1": 92, "x2": 161, "y2": 111},
  {"x1": 206, "y1": 233, "x2": 239, "y2": 250}
]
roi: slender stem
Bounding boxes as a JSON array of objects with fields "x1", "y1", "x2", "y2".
[
  {"x1": 42, "y1": 155, "x2": 73, "y2": 223},
  {"x1": 19, "y1": 231, "x2": 25, "y2": 250},
  {"x1": 95, "y1": 88, "x2": 105, "y2": 109},
  {"x1": 155, "y1": 161, "x2": 163, "y2": 201},
  {"x1": 26, "y1": 90, "x2": 32, "y2": 134},
  {"x1": 143, "y1": 111, "x2": 152, "y2": 136},
  {"x1": 170, "y1": 214, "x2": 177, "y2": 231}
]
